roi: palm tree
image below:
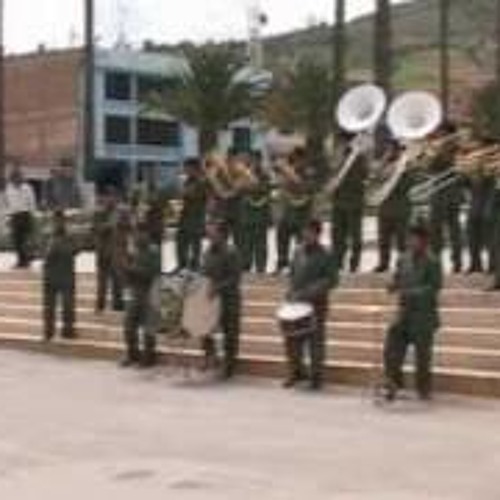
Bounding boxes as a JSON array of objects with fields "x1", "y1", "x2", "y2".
[
  {"x1": 270, "y1": 60, "x2": 331, "y2": 180},
  {"x1": 152, "y1": 46, "x2": 262, "y2": 155},
  {"x1": 438, "y1": 0, "x2": 451, "y2": 118},
  {"x1": 373, "y1": 0, "x2": 393, "y2": 93},
  {"x1": 331, "y1": 0, "x2": 346, "y2": 124}
]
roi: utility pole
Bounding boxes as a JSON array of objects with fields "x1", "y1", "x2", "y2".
[
  {"x1": 439, "y1": 0, "x2": 451, "y2": 119},
  {"x1": 331, "y1": 0, "x2": 346, "y2": 132},
  {"x1": 0, "y1": 0, "x2": 6, "y2": 190},
  {"x1": 83, "y1": 0, "x2": 95, "y2": 182}
]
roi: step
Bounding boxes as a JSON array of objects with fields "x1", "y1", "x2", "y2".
[
  {"x1": 4, "y1": 314, "x2": 500, "y2": 372},
  {"x1": 1, "y1": 332, "x2": 500, "y2": 398}
]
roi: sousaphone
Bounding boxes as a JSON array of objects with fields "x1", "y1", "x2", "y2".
[
  {"x1": 326, "y1": 84, "x2": 387, "y2": 195},
  {"x1": 366, "y1": 91, "x2": 443, "y2": 207}
]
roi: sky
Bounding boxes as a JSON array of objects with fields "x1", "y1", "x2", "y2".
[{"x1": 4, "y1": 0, "x2": 410, "y2": 54}]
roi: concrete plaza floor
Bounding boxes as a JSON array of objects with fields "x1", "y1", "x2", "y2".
[{"x1": 0, "y1": 351, "x2": 499, "y2": 499}]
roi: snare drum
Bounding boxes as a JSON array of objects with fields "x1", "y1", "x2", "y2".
[{"x1": 276, "y1": 302, "x2": 316, "y2": 338}]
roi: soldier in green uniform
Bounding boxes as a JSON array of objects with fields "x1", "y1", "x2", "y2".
[
  {"x1": 240, "y1": 152, "x2": 271, "y2": 274},
  {"x1": 382, "y1": 223, "x2": 442, "y2": 401},
  {"x1": 275, "y1": 147, "x2": 315, "y2": 273},
  {"x1": 176, "y1": 158, "x2": 207, "y2": 271},
  {"x1": 202, "y1": 220, "x2": 242, "y2": 380},
  {"x1": 428, "y1": 127, "x2": 464, "y2": 273},
  {"x1": 374, "y1": 142, "x2": 413, "y2": 273},
  {"x1": 283, "y1": 219, "x2": 339, "y2": 390},
  {"x1": 330, "y1": 132, "x2": 369, "y2": 272},
  {"x1": 93, "y1": 189, "x2": 124, "y2": 312},
  {"x1": 43, "y1": 210, "x2": 78, "y2": 341},
  {"x1": 121, "y1": 222, "x2": 162, "y2": 368}
]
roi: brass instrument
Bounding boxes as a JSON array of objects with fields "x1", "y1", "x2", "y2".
[
  {"x1": 204, "y1": 154, "x2": 257, "y2": 199},
  {"x1": 273, "y1": 159, "x2": 310, "y2": 208},
  {"x1": 326, "y1": 84, "x2": 387, "y2": 197}
]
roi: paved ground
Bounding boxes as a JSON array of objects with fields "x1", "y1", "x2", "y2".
[{"x1": 0, "y1": 351, "x2": 499, "y2": 499}]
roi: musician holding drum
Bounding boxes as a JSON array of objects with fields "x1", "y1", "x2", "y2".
[
  {"x1": 279, "y1": 219, "x2": 338, "y2": 391},
  {"x1": 201, "y1": 220, "x2": 243, "y2": 380}
]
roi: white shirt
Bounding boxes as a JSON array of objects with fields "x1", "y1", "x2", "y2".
[{"x1": 5, "y1": 182, "x2": 36, "y2": 215}]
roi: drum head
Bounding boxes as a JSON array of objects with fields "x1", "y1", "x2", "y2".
[
  {"x1": 276, "y1": 302, "x2": 313, "y2": 322},
  {"x1": 182, "y1": 277, "x2": 221, "y2": 339}
]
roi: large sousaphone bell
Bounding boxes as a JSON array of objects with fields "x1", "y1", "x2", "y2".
[
  {"x1": 326, "y1": 84, "x2": 387, "y2": 195},
  {"x1": 366, "y1": 91, "x2": 443, "y2": 207}
]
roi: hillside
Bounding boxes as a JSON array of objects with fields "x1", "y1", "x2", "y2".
[{"x1": 263, "y1": 0, "x2": 496, "y2": 90}]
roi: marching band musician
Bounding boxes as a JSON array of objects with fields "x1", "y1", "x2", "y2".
[
  {"x1": 42, "y1": 210, "x2": 79, "y2": 341},
  {"x1": 463, "y1": 140, "x2": 496, "y2": 274},
  {"x1": 487, "y1": 163, "x2": 500, "y2": 290},
  {"x1": 283, "y1": 219, "x2": 338, "y2": 391},
  {"x1": 374, "y1": 139, "x2": 414, "y2": 273},
  {"x1": 274, "y1": 147, "x2": 315, "y2": 274},
  {"x1": 202, "y1": 220, "x2": 243, "y2": 380},
  {"x1": 93, "y1": 188, "x2": 124, "y2": 313},
  {"x1": 204, "y1": 151, "x2": 244, "y2": 249},
  {"x1": 239, "y1": 151, "x2": 272, "y2": 274},
  {"x1": 427, "y1": 124, "x2": 465, "y2": 273},
  {"x1": 382, "y1": 222, "x2": 442, "y2": 402},
  {"x1": 121, "y1": 221, "x2": 162, "y2": 368},
  {"x1": 175, "y1": 158, "x2": 208, "y2": 272},
  {"x1": 330, "y1": 130, "x2": 369, "y2": 273}
]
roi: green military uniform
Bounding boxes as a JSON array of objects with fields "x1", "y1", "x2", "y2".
[
  {"x1": 176, "y1": 175, "x2": 207, "y2": 270},
  {"x1": 428, "y1": 139, "x2": 464, "y2": 272},
  {"x1": 202, "y1": 241, "x2": 242, "y2": 379},
  {"x1": 383, "y1": 249, "x2": 442, "y2": 399},
  {"x1": 240, "y1": 171, "x2": 271, "y2": 273},
  {"x1": 331, "y1": 153, "x2": 369, "y2": 272},
  {"x1": 375, "y1": 171, "x2": 413, "y2": 272},
  {"x1": 43, "y1": 224, "x2": 78, "y2": 340},
  {"x1": 488, "y1": 184, "x2": 500, "y2": 288},
  {"x1": 123, "y1": 236, "x2": 162, "y2": 366},
  {"x1": 466, "y1": 175, "x2": 494, "y2": 273},
  {"x1": 285, "y1": 242, "x2": 339, "y2": 388},
  {"x1": 276, "y1": 168, "x2": 315, "y2": 271},
  {"x1": 93, "y1": 206, "x2": 124, "y2": 312}
]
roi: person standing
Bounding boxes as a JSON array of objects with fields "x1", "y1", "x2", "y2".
[
  {"x1": 202, "y1": 221, "x2": 242, "y2": 380},
  {"x1": 121, "y1": 222, "x2": 162, "y2": 368},
  {"x1": 42, "y1": 210, "x2": 78, "y2": 341},
  {"x1": 43, "y1": 164, "x2": 81, "y2": 211},
  {"x1": 329, "y1": 132, "x2": 369, "y2": 273},
  {"x1": 374, "y1": 142, "x2": 413, "y2": 273},
  {"x1": 176, "y1": 158, "x2": 207, "y2": 271},
  {"x1": 283, "y1": 219, "x2": 338, "y2": 390},
  {"x1": 240, "y1": 153, "x2": 271, "y2": 274},
  {"x1": 382, "y1": 223, "x2": 442, "y2": 402},
  {"x1": 274, "y1": 147, "x2": 315, "y2": 273},
  {"x1": 428, "y1": 127, "x2": 464, "y2": 273},
  {"x1": 93, "y1": 189, "x2": 123, "y2": 312},
  {"x1": 5, "y1": 168, "x2": 37, "y2": 268},
  {"x1": 465, "y1": 167, "x2": 494, "y2": 274}
]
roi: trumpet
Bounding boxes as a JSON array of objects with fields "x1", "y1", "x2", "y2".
[{"x1": 273, "y1": 159, "x2": 311, "y2": 208}]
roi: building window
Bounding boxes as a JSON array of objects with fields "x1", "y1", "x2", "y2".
[
  {"x1": 105, "y1": 72, "x2": 132, "y2": 101},
  {"x1": 137, "y1": 75, "x2": 178, "y2": 103},
  {"x1": 105, "y1": 116, "x2": 131, "y2": 145},
  {"x1": 137, "y1": 119, "x2": 181, "y2": 147},
  {"x1": 233, "y1": 127, "x2": 252, "y2": 153}
]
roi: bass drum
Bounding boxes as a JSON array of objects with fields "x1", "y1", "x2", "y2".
[{"x1": 181, "y1": 275, "x2": 221, "y2": 340}]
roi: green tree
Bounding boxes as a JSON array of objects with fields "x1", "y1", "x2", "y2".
[
  {"x1": 373, "y1": 0, "x2": 393, "y2": 93},
  {"x1": 471, "y1": 82, "x2": 500, "y2": 140},
  {"x1": 150, "y1": 46, "x2": 263, "y2": 155},
  {"x1": 269, "y1": 60, "x2": 331, "y2": 180}
]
